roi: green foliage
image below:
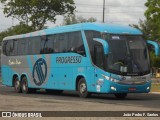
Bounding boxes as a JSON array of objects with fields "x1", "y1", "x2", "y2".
[
  {"x1": 150, "y1": 52, "x2": 160, "y2": 67},
  {"x1": 130, "y1": 0, "x2": 160, "y2": 68},
  {"x1": 0, "y1": 0, "x2": 75, "y2": 30},
  {"x1": 63, "y1": 15, "x2": 97, "y2": 25},
  {"x1": 131, "y1": 0, "x2": 160, "y2": 41},
  {"x1": 0, "y1": 24, "x2": 34, "y2": 41},
  {"x1": 130, "y1": 19, "x2": 152, "y2": 40},
  {"x1": 145, "y1": 0, "x2": 160, "y2": 41}
]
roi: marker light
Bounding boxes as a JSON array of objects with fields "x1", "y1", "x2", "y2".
[{"x1": 111, "y1": 86, "x2": 117, "y2": 91}]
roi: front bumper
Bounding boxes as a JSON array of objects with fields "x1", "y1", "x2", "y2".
[{"x1": 105, "y1": 80, "x2": 151, "y2": 93}]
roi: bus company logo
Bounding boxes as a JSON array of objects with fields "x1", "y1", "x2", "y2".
[{"x1": 32, "y1": 58, "x2": 47, "y2": 86}]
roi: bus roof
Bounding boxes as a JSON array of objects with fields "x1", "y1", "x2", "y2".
[{"x1": 3, "y1": 23, "x2": 142, "y2": 41}]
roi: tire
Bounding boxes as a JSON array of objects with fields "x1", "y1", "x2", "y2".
[
  {"x1": 46, "y1": 89, "x2": 63, "y2": 94},
  {"x1": 114, "y1": 93, "x2": 127, "y2": 99},
  {"x1": 14, "y1": 77, "x2": 22, "y2": 93},
  {"x1": 21, "y1": 76, "x2": 31, "y2": 94},
  {"x1": 78, "y1": 78, "x2": 90, "y2": 98}
]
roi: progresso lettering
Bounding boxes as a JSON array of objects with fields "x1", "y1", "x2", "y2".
[{"x1": 56, "y1": 56, "x2": 82, "y2": 64}]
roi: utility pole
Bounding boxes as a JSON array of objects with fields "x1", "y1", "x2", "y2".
[
  {"x1": 102, "y1": 0, "x2": 105, "y2": 23},
  {"x1": 12, "y1": 17, "x2": 14, "y2": 27}
]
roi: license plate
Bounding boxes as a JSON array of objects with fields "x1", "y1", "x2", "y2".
[{"x1": 128, "y1": 88, "x2": 136, "y2": 91}]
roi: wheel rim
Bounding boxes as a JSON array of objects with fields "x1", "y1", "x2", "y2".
[
  {"x1": 23, "y1": 81, "x2": 27, "y2": 91},
  {"x1": 80, "y1": 83, "x2": 86, "y2": 94},
  {"x1": 15, "y1": 80, "x2": 20, "y2": 91}
]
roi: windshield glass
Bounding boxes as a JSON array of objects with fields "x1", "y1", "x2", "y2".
[{"x1": 105, "y1": 35, "x2": 150, "y2": 76}]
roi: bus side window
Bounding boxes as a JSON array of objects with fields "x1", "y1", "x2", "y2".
[
  {"x1": 4, "y1": 40, "x2": 14, "y2": 56},
  {"x1": 53, "y1": 34, "x2": 60, "y2": 53},
  {"x1": 40, "y1": 35, "x2": 54, "y2": 54},
  {"x1": 60, "y1": 33, "x2": 68, "y2": 53},
  {"x1": 85, "y1": 30, "x2": 101, "y2": 63},
  {"x1": 17, "y1": 39, "x2": 28, "y2": 55},
  {"x1": 68, "y1": 31, "x2": 86, "y2": 56},
  {"x1": 3, "y1": 40, "x2": 14, "y2": 56},
  {"x1": 13, "y1": 39, "x2": 18, "y2": 56},
  {"x1": 53, "y1": 33, "x2": 68, "y2": 53},
  {"x1": 28, "y1": 37, "x2": 41, "y2": 55},
  {"x1": 2, "y1": 41, "x2": 8, "y2": 55}
]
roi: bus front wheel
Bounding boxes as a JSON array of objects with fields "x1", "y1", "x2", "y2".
[
  {"x1": 114, "y1": 93, "x2": 127, "y2": 99},
  {"x1": 14, "y1": 77, "x2": 22, "y2": 93},
  {"x1": 78, "y1": 78, "x2": 90, "y2": 98}
]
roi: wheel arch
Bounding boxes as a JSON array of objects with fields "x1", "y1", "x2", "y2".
[
  {"x1": 75, "y1": 74, "x2": 87, "y2": 91},
  {"x1": 20, "y1": 73, "x2": 29, "y2": 81},
  {"x1": 12, "y1": 73, "x2": 20, "y2": 87}
]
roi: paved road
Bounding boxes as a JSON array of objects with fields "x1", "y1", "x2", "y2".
[{"x1": 0, "y1": 84, "x2": 160, "y2": 112}]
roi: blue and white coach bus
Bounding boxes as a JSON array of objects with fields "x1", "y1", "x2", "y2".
[{"x1": 1, "y1": 23, "x2": 159, "y2": 99}]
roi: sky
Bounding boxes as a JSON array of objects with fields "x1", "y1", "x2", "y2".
[{"x1": 0, "y1": 0, "x2": 147, "y2": 32}]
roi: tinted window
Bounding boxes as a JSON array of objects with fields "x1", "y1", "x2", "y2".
[
  {"x1": 2, "y1": 41, "x2": 8, "y2": 55},
  {"x1": 52, "y1": 33, "x2": 68, "y2": 53},
  {"x1": 3, "y1": 40, "x2": 14, "y2": 56},
  {"x1": 13, "y1": 40, "x2": 18, "y2": 55},
  {"x1": 3, "y1": 31, "x2": 85, "y2": 56},
  {"x1": 40, "y1": 35, "x2": 54, "y2": 54},
  {"x1": 95, "y1": 45, "x2": 104, "y2": 69},
  {"x1": 18, "y1": 39, "x2": 28, "y2": 55},
  {"x1": 40, "y1": 33, "x2": 69, "y2": 54},
  {"x1": 68, "y1": 31, "x2": 85, "y2": 56},
  {"x1": 28, "y1": 37, "x2": 41, "y2": 54},
  {"x1": 85, "y1": 31, "x2": 101, "y2": 62}
]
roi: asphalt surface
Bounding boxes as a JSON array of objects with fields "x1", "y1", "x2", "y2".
[{"x1": 0, "y1": 83, "x2": 160, "y2": 112}]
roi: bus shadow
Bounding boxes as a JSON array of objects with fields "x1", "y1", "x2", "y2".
[
  {"x1": 35, "y1": 90, "x2": 160, "y2": 101},
  {"x1": 1, "y1": 86, "x2": 160, "y2": 109}
]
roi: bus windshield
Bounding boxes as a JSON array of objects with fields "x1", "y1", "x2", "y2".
[{"x1": 105, "y1": 35, "x2": 150, "y2": 76}]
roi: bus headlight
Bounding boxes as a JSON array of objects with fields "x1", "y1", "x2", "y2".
[
  {"x1": 102, "y1": 74, "x2": 120, "y2": 83},
  {"x1": 147, "y1": 87, "x2": 150, "y2": 90}
]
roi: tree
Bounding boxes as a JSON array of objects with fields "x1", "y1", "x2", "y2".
[
  {"x1": 0, "y1": 0, "x2": 75, "y2": 30},
  {"x1": 130, "y1": 19, "x2": 152, "y2": 40},
  {"x1": 150, "y1": 52, "x2": 160, "y2": 68},
  {"x1": 130, "y1": 0, "x2": 160, "y2": 67},
  {"x1": 63, "y1": 15, "x2": 97, "y2": 25},
  {"x1": 131, "y1": 0, "x2": 160, "y2": 41},
  {"x1": 0, "y1": 23, "x2": 34, "y2": 41},
  {"x1": 145, "y1": 0, "x2": 160, "y2": 41}
]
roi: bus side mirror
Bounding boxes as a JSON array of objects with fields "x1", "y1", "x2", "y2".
[
  {"x1": 147, "y1": 40, "x2": 160, "y2": 56},
  {"x1": 93, "y1": 38, "x2": 109, "y2": 55}
]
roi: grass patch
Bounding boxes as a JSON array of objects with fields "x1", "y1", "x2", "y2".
[{"x1": 151, "y1": 83, "x2": 160, "y2": 92}]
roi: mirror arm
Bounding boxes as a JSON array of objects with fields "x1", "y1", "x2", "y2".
[
  {"x1": 93, "y1": 38, "x2": 109, "y2": 54},
  {"x1": 147, "y1": 40, "x2": 159, "y2": 56}
]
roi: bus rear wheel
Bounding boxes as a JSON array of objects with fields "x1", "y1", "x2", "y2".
[
  {"x1": 114, "y1": 93, "x2": 127, "y2": 99},
  {"x1": 21, "y1": 77, "x2": 36, "y2": 94},
  {"x1": 78, "y1": 78, "x2": 90, "y2": 98},
  {"x1": 14, "y1": 77, "x2": 22, "y2": 93}
]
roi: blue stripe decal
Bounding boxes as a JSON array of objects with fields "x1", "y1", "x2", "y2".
[
  {"x1": 41, "y1": 54, "x2": 46, "y2": 60},
  {"x1": 33, "y1": 55, "x2": 38, "y2": 61},
  {"x1": 27, "y1": 56, "x2": 33, "y2": 72}
]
